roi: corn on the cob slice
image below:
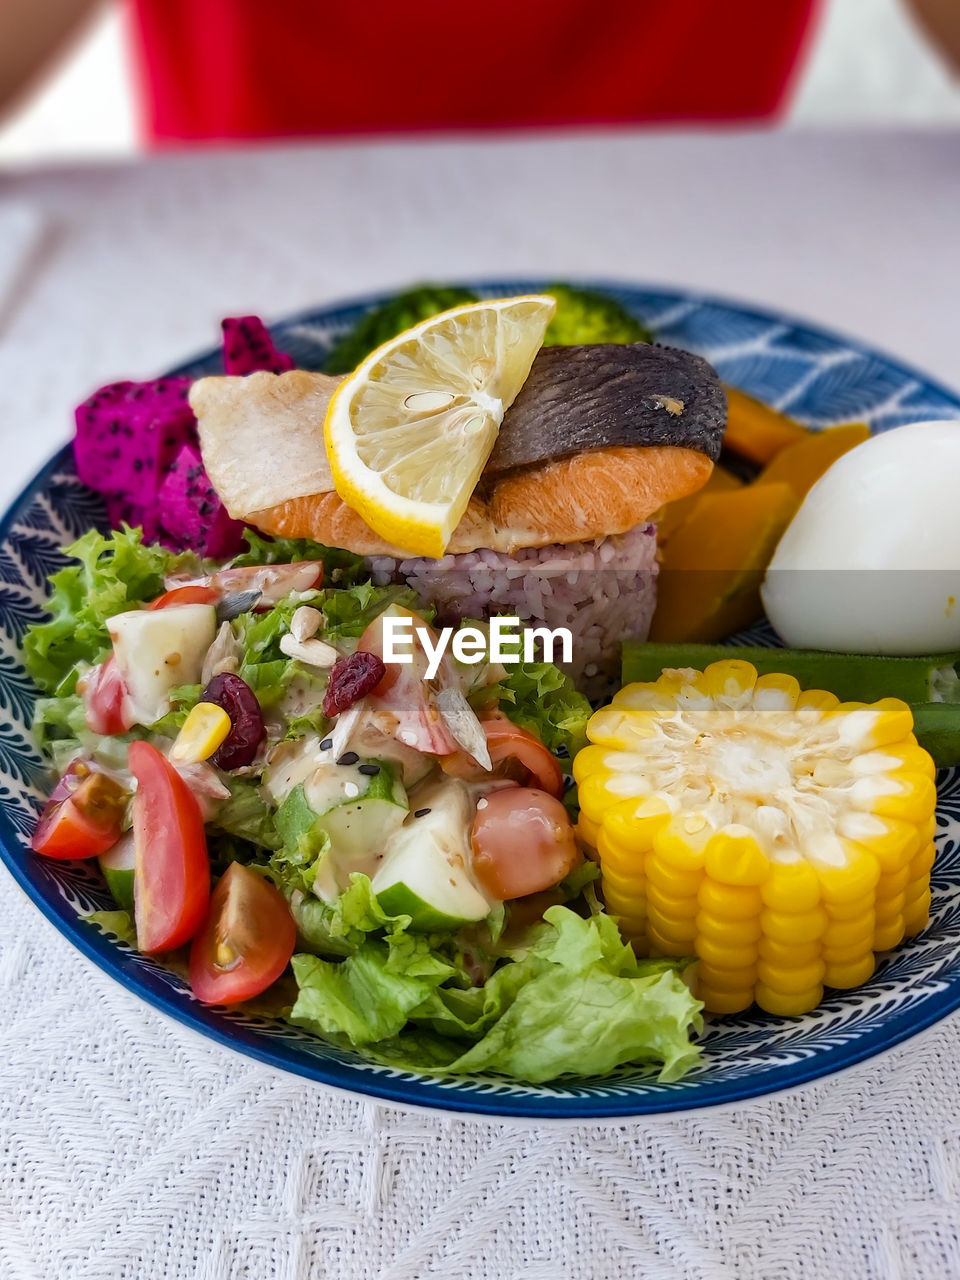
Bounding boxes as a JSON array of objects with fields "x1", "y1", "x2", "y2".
[{"x1": 574, "y1": 660, "x2": 938, "y2": 1017}]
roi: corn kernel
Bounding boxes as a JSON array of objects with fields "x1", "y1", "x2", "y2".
[
  {"x1": 754, "y1": 672, "x2": 801, "y2": 709},
  {"x1": 698, "y1": 985, "x2": 754, "y2": 1015},
  {"x1": 759, "y1": 935, "x2": 822, "y2": 966},
  {"x1": 169, "y1": 701, "x2": 232, "y2": 765},
  {"x1": 646, "y1": 924, "x2": 692, "y2": 958},
  {"x1": 695, "y1": 934, "x2": 758, "y2": 970},
  {"x1": 756, "y1": 983, "x2": 824, "y2": 1017},
  {"x1": 757, "y1": 959, "x2": 825, "y2": 994},
  {"x1": 577, "y1": 814, "x2": 600, "y2": 849},
  {"x1": 654, "y1": 820, "x2": 710, "y2": 872},
  {"x1": 645, "y1": 857, "x2": 703, "y2": 897},
  {"x1": 699, "y1": 880, "x2": 763, "y2": 919},
  {"x1": 760, "y1": 862, "x2": 820, "y2": 912},
  {"x1": 823, "y1": 941, "x2": 873, "y2": 966},
  {"x1": 873, "y1": 917, "x2": 906, "y2": 951},
  {"x1": 646, "y1": 909, "x2": 698, "y2": 947},
  {"x1": 910, "y1": 842, "x2": 937, "y2": 878},
  {"x1": 646, "y1": 884, "x2": 698, "y2": 918},
  {"x1": 705, "y1": 829, "x2": 770, "y2": 886},
  {"x1": 876, "y1": 864, "x2": 911, "y2": 899},
  {"x1": 824, "y1": 954, "x2": 876, "y2": 989},
  {"x1": 761, "y1": 906, "x2": 829, "y2": 945},
  {"x1": 904, "y1": 890, "x2": 931, "y2": 935},
  {"x1": 698, "y1": 961, "x2": 759, "y2": 991},
  {"x1": 696, "y1": 911, "x2": 763, "y2": 946},
  {"x1": 823, "y1": 914, "x2": 874, "y2": 951},
  {"x1": 796, "y1": 688, "x2": 839, "y2": 712},
  {"x1": 816, "y1": 848, "x2": 880, "y2": 903}
]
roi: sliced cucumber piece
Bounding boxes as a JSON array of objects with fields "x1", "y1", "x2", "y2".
[
  {"x1": 371, "y1": 782, "x2": 490, "y2": 930},
  {"x1": 98, "y1": 831, "x2": 136, "y2": 912},
  {"x1": 306, "y1": 759, "x2": 408, "y2": 860}
]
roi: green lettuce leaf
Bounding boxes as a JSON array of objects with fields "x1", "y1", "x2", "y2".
[
  {"x1": 23, "y1": 527, "x2": 184, "y2": 693},
  {"x1": 286, "y1": 894, "x2": 703, "y2": 1083},
  {"x1": 230, "y1": 530, "x2": 368, "y2": 587},
  {"x1": 214, "y1": 775, "x2": 281, "y2": 850},
  {"x1": 488, "y1": 659, "x2": 591, "y2": 759},
  {"x1": 318, "y1": 581, "x2": 426, "y2": 646},
  {"x1": 441, "y1": 907, "x2": 702, "y2": 1082}
]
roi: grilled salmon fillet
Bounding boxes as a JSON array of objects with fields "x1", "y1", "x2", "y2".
[{"x1": 193, "y1": 367, "x2": 717, "y2": 557}]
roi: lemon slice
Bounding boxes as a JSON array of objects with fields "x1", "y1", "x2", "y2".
[{"x1": 324, "y1": 295, "x2": 556, "y2": 558}]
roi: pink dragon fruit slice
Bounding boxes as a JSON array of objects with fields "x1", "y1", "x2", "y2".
[
  {"x1": 221, "y1": 316, "x2": 295, "y2": 376},
  {"x1": 157, "y1": 443, "x2": 247, "y2": 558},
  {"x1": 74, "y1": 377, "x2": 197, "y2": 508},
  {"x1": 104, "y1": 496, "x2": 162, "y2": 542}
]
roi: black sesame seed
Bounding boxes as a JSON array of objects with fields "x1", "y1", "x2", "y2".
[
  {"x1": 319, "y1": 737, "x2": 333, "y2": 751},
  {"x1": 357, "y1": 763, "x2": 380, "y2": 776},
  {"x1": 337, "y1": 751, "x2": 359, "y2": 766},
  {"x1": 414, "y1": 807, "x2": 431, "y2": 818}
]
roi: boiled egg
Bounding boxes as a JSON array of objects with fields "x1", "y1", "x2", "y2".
[{"x1": 761, "y1": 420, "x2": 960, "y2": 654}]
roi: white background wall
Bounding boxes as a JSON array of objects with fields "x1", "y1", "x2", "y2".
[{"x1": 1, "y1": 0, "x2": 959, "y2": 165}]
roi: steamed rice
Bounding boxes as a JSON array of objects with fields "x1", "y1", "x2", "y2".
[{"x1": 368, "y1": 522, "x2": 658, "y2": 698}]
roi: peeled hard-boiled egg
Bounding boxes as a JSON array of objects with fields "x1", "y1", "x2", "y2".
[{"x1": 761, "y1": 420, "x2": 960, "y2": 654}]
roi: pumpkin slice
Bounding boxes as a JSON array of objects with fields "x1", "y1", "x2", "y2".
[
  {"x1": 755, "y1": 422, "x2": 870, "y2": 503},
  {"x1": 655, "y1": 464, "x2": 743, "y2": 546},
  {"x1": 650, "y1": 482, "x2": 798, "y2": 642},
  {"x1": 723, "y1": 387, "x2": 809, "y2": 465}
]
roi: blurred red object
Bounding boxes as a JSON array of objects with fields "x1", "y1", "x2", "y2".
[{"x1": 128, "y1": 0, "x2": 820, "y2": 144}]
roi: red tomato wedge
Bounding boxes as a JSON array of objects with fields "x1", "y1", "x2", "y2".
[
  {"x1": 129, "y1": 740, "x2": 210, "y2": 953},
  {"x1": 471, "y1": 786, "x2": 580, "y2": 900},
  {"x1": 358, "y1": 606, "x2": 458, "y2": 756},
  {"x1": 441, "y1": 713, "x2": 563, "y2": 795},
  {"x1": 146, "y1": 585, "x2": 219, "y2": 610},
  {"x1": 189, "y1": 862, "x2": 296, "y2": 1005},
  {"x1": 82, "y1": 655, "x2": 133, "y2": 736},
  {"x1": 31, "y1": 760, "x2": 128, "y2": 860}
]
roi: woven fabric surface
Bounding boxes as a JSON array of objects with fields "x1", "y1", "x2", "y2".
[{"x1": 1, "y1": 134, "x2": 960, "y2": 1280}]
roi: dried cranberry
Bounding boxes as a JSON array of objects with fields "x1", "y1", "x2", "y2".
[
  {"x1": 323, "y1": 651, "x2": 386, "y2": 718},
  {"x1": 201, "y1": 673, "x2": 266, "y2": 770}
]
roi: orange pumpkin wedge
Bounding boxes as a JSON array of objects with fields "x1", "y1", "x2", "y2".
[
  {"x1": 723, "y1": 387, "x2": 809, "y2": 465},
  {"x1": 755, "y1": 422, "x2": 870, "y2": 503},
  {"x1": 650, "y1": 482, "x2": 798, "y2": 642},
  {"x1": 656, "y1": 464, "x2": 743, "y2": 546}
]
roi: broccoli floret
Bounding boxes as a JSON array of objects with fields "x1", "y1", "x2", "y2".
[
  {"x1": 322, "y1": 282, "x2": 652, "y2": 373},
  {"x1": 323, "y1": 285, "x2": 480, "y2": 373},
  {"x1": 543, "y1": 284, "x2": 652, "y2": 347}
]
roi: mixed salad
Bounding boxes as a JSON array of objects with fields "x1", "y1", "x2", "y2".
[
  {"x1": 25, "y1": 526, "x2": 701, "y2": 1082},
  {"x1": 21, "y1": 282, "x2": 957, "y2": 1083}
]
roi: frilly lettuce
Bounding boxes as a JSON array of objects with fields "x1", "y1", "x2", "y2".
[{"x1": 287, "y1": 884, "x2": 703, "y2": 1084}]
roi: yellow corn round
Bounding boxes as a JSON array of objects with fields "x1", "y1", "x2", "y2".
[
  {"x1": 579, "y1": 660, "x2": 938, "y2": 1018},
  {"x1": 169, "y1": 701, "x2": 232, "y2": 764}
]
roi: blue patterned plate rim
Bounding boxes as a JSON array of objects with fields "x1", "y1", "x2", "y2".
[{"x1": 1, "y1": 279, "x2": 959, "y2": 1120}]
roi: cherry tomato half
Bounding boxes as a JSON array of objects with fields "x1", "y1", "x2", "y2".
[
  {"x1": 471, "y1": 786, "x2": 580, "y2": 900},
  {"x1": 441, "y1": 713, "x2": 563, "y2": 795},
  {"x1": 189, "y1": 862, "x2": 296, "y2": 1005},
  {"x1": 31, "y1": 760, "x2": 129, "y2": 860},
  {"x1": 129, "y1": 740, "x2": 210, "y2": 953},
  {"x1": 146, "y1": 585, "x2": 220, "y2": 610},
  {"x1": 482, "y1": 713, "x2": 564, "y2": 796},
  {"x1": 82, "y1": 655, "x2": 133, "y2": 736}
]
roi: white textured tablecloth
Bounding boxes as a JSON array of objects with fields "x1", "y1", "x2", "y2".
[{"x1": 2, "y1": 131, "x2": 960, "y2": 1280}]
